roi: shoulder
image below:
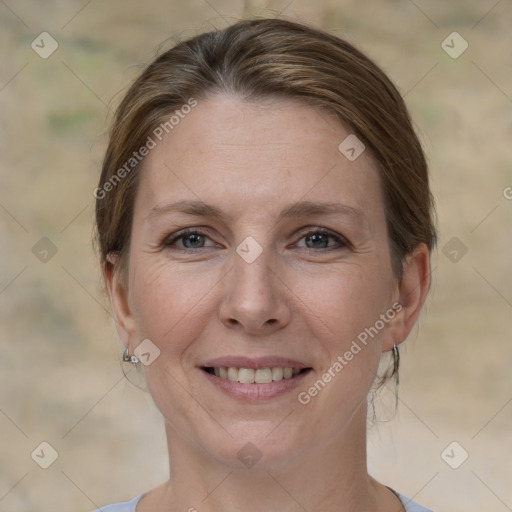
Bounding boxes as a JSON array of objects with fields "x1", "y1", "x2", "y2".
[
  {"x1": 91, "y1": 494, "x2": 143, "y2": 512},
  {"x1": 397, "y1": 492, "x2": 435, "y2": 512}
]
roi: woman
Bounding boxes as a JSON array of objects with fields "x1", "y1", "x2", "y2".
[{"x1": 94, "y1": 17, "x2": 436, "y2": 512}]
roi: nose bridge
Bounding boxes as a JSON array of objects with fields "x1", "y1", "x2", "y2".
[
  {"x1": 219, "y1": 237, "x2": 290, "y2": 332},
  {"x1": 232, "y1": 240, "x2": 276, "y2": 301}
]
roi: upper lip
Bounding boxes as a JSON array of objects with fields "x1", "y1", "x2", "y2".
[{"x1": 202, "y1": 356, "x2": 311, "y2": 370}]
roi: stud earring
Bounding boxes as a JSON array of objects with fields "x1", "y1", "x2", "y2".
[{"x1": 123, "y1": 347, "x2": 140, "y2": 364}]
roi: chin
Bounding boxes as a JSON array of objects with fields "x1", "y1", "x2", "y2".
[{"x1": 203, "y1": 425, "x2": 306, "y2": 471}]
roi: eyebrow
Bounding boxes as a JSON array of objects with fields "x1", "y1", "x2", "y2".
[{"x1": 146, "y1": 199, "x2": 367, "y2": 226}]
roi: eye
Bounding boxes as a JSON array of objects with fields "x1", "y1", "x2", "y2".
[
  {"x1": 163, "y1": 229, "x2": 217, "y2": 250},
  {"x1": 162, "y1": 227, "x2": 349, "y2": 252},
  {"x1": 295, "y1": 229, "x2": 349, "y2": 250}
]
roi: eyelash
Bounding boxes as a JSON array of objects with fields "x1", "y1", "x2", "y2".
[{"x1": 163, "y1": 227, "x2": 351, "y2": 252}]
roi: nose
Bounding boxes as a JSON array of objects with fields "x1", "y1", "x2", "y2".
[{"x1": 218, "y1": 247, "x2": 291, "y2": 336}]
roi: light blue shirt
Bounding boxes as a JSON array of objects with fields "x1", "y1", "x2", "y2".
[{"x1": 92, "y1": 491, "x2": 434, "y2": 511}]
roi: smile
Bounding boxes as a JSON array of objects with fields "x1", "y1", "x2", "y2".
[
  {"x1": 201, "y1": 365, "x2": 313, "y2": 400},
  {"x1": 203, "y1": 366, "x2": 310, "y2": 384}
]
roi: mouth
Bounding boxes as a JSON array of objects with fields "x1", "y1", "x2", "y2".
[
  {"x1": 202, "y1": 366, "x2": 312, "y2": 384},
  {"x1": 199, "y1": 357, "x2": 313, "y2": 400}
]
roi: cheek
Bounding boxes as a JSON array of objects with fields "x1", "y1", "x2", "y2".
[
  {"x1": 128, "y1": 263, "x2": 220, "y2": 433},
  {"x1": 129, "y1": 260, "x2": 222, "y2": 356},
  {"x1": 292, "y1": 266, "x2": 391, "y2": 431},
  {"x1": 291, "y1": 261, "x2": 394, "y2": 401},
  {"x1": 293, "y1": 261, "x2": 393, "y2": 348}
]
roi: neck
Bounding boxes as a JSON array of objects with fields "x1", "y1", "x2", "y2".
[{"x1": 151, "y1": 403, "x2": 383, "y2": 512}]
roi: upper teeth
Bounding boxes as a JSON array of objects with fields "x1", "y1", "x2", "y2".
[{"x1": 212, "y1": 367, "x2": 301, "y2": 383}]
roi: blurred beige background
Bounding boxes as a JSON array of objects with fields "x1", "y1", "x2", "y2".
[{"x1": 1, "y1": 1, "x2": 511, "y2": 511}]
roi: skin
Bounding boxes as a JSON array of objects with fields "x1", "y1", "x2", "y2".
[{"x1": 104, "y1": 95, "x2": 431, "y2": 512}]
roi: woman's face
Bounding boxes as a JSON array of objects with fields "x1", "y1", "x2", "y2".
[{"x1": 108, "y1": 95, "x2": 421, "y2": 469}]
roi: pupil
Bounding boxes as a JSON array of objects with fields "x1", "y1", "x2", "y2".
[
  {"x1": 184, "y1": 234, "x2": 203, "y2": 248},
  {"x1": 306, "y1": 233, "x2": 328, "y2": 249}
]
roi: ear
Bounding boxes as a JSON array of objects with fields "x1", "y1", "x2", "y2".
[
  {"x1": 103, "y1": 254, "x2": 137, "y2": 351},
  {"x1": 383, "y1": 243, "x2": 431, "y2": 351}
]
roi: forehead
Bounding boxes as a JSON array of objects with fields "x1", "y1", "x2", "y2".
[{"x1": 134, "y1": 95, "x2": 385, "y2": 224}]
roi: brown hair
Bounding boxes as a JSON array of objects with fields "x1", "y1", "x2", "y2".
[{"x1": 95, "y1": 17, "x2": 437, "y2": 383}]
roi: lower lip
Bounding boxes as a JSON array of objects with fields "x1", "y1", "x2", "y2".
[{"x1": 201, "y1": 369, "x2": 311, "y2": 400}]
